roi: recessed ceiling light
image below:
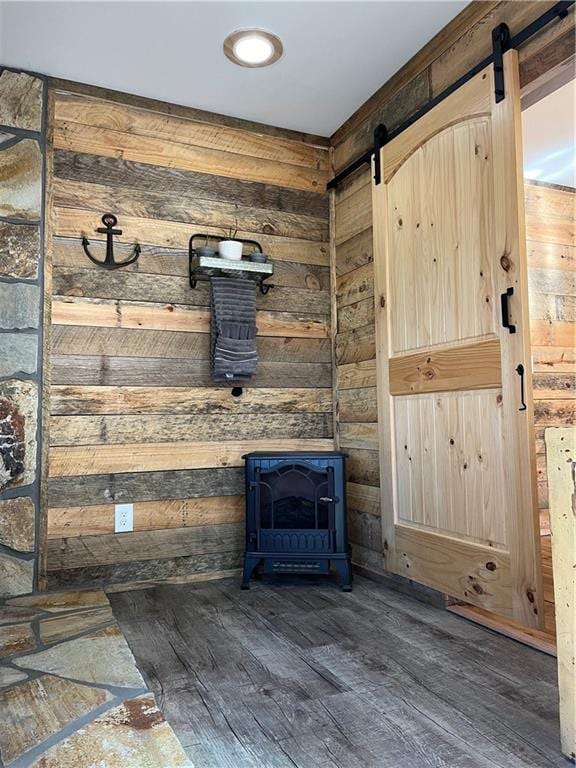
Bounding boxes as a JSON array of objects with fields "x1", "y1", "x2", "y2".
[{"x1": 224, "y1": 29, "x2": 283, "y2": 68}]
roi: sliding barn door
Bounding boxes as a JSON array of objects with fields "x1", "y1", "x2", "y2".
[{"x1": 372, "y1": 50, "x2": 543, "y2": 627}]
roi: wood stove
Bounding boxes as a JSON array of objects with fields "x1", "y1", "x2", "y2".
[{"x1": 242, "y1": 451, "x2": 352, "y2": 590}]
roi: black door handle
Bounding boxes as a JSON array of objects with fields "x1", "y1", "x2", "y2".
[
  {"x1": 501, "y1": 287, "x2": 516, "y2": 333},
  {"x1": 515, "y1": 364, "x2": 527, "y2": 411}
]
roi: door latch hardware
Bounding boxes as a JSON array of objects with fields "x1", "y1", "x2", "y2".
[
  {"x1": 515, "y1": 364, "x2": 527, "y2": 411},
  {"x1": 500, "y1": 287, "x2": 516, "y2": 333}
]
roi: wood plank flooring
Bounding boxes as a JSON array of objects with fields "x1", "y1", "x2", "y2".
[{"x1": 110, "y1": 575, "x2": 563, "y2": 768}]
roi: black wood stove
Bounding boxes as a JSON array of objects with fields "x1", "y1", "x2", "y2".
[{"x1": 241, "y1": 451, "x2": 352, "y2": 590}]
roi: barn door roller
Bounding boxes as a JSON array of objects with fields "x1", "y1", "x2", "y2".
[
  {"x1": 373, "y1": 124, "x2": 388, "y2": 186},
  {"x1": 492, "y1": 23, "x2": 511, "y2": 103}
]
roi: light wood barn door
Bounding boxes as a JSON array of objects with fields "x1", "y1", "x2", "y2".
[{"x1": 372, "y1": 50, "x2": 543, "y2": 628}]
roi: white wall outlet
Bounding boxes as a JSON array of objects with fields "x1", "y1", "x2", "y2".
[{"x1": 115, "y1": 503, "x2": 134, "y2": 533}]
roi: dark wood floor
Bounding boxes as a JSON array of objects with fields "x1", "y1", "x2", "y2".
[{"x1": 110, "y1": 575, "x2": 563, "y2": 768}]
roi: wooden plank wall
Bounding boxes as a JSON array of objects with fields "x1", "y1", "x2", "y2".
[
  {"x1": 526, "y1": 181, "x2": 576, "y2": 539},
  {"x1": 44, "y1": 85, "x2": 332, "y2": 588},
  {"x1": 331, "y1": 1, "x2": 575, "y2": 574}
]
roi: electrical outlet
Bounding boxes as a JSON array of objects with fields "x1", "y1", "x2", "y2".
[{"x1": 115, "y1": 503, "x2": 134, "y2": 533}]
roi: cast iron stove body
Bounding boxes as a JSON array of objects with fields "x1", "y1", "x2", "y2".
[{"x1": 242, "y1": 452, "x2": 352, "y2": 590}]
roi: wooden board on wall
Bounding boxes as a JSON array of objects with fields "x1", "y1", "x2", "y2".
[
  {"x1": 48, "y1": 495, "x2": 245, "y2": 538},
  {"x1": 526, "y1": 182, "x2": 576, "y2": 527},
  {"x1": 44, "y1": 83, "x2": 332, "y2": 588}
]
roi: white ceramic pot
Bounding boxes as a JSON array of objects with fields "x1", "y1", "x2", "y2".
[{"x1": 218, "y1": 240, "x2": 243, "y2": 260}]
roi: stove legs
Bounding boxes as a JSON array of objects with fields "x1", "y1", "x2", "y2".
[
  {"x1": 241, "y1": 555, "x2": 260, "y2": 589},
  {"x1": 332, "y1": 558, "x2": 352, "y2": 591}
]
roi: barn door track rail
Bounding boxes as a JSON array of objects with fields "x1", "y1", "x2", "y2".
[{"x1": 327, "y1": 1, "x2": 574, "y2": 190}]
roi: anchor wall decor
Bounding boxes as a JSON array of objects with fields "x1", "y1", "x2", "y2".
[{"x1": 82, "y1": 213, "x2": 141, "y2": 269}]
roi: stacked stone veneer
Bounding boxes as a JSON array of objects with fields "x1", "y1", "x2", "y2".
[
  {"x1": 0, "y1": 589, "x2": 192, "y2": 766},
  {"x1": 0, "y1": 68, "x2": 46, "y2": 597}
]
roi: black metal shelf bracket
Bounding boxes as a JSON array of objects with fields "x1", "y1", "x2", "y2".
[
  {"x1": 81, "y1": 213, "x2": 141, "y2": 270},
  {"x1": 492, "y1": 23, "x2": 511, "y2": 103},
  {"x1": 188, "y1": 233, "x2": 273, "y2": 294}
]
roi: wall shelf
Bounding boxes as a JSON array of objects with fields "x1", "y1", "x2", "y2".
[{"x1": 189, "y1": 240, "x2": 274, "y2": 295}]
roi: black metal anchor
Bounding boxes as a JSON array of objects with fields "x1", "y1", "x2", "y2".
[{"x1": 82, "y1": 214, "x2": 141, "y2": 270}]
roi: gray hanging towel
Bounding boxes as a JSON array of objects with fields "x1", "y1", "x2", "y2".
[{"x1": 210, "y1": 276, "x2": 258, "y2": 383}]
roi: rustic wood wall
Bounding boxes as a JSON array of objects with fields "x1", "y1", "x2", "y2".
[
  {"x1": 526, "y1": 181, "x2": 576, "y2": 533},
  {"x1": 43, "y1": 84, "x2": 332, "y2": 588},
  {"x1": 331, "y1": 1, "x2": 575, "y2": 573}
]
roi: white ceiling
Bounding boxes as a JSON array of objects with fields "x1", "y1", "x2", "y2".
[
  {"x1": 522, "y1": 80, "x2": 576, "y2": 188},
  {"x1": 0, "y1": 1, "x2": 467, "y2": 136}
]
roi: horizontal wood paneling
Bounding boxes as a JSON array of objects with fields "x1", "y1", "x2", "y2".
[
  {"x1": 347, "y1": 508, "x2": 382, "y2": 553},
  {"x1": 338, "y1": 297, "x2": 375, "y2": 333},
  {"x1": 47, "y1": 551, "x2": 244, "y2": 589},
  {"x1": 53, "y1": 151, "x2": 329, "y2": 219},
  {"x1": 49, "y1": 439, "x2": 334, "y2": 478},
  {"x1": 52, "y1": 79, "x2": 330, "y2": 147},
  {"x1": 51, "y1": 355, "x2": 333, "y2": 388},
  {"x1": 346, "y1": 448, "x2": 380, "y2": 488},
  {"x1": 46, "y1": 85, "x2": 332, "y2": 587},
  {"x1": 52, "y1": 237, "x2": 329, "y2": 290},
  {"x1": 50, "y1": 412, "x2": 333, "y2": 446},
  {"x1": 526, "y1": 182, "x2": 576, "y2": 523},
  {"x1": 47, "y1": 523, "x2": 244, "y2": 569},
  {"x1": 337, "y1": 360, "x2": 377, "y2": 391},
  {"x1": 339, "y1": 422, "x2": 379, "y2": 451},
  {"x1": 527, "y1": 240, "x2": 575, "y2": 272},
  {"x1": 54, "y1": 177, "x2": 328, "y2": 242},
  {"x1": 54, "y1": 121, "x2": 326, "y2": 193},
  {"x1": 48, "y1": 496, "x2": 244, "y2": 538},
  {"x1": 50, "y1": 385, "x2": 333, "y2": 415},
  {"x1": 347, "y1": 499, "x2": 382, "y2": 529},
  {"x1": 48, "y1": 467, "x2": 244, "y2": 507},
  {"x1": 55, "y1": 208, "x2": 329, "y2": 267},
  {"x1": 336, "y1": 262, "x2": 374, "y2": 308},
  {"x1": 532, "y1": 346, "x2": 576, "y2": 373},
  {"x1": 347, "y1": 482, "x2": 381, "y2": 516},
  {"x1": 51, "y1": 326, "x2": 331, "y2": 363},
  {"x1": 335, "y1": 177, "x2": 372, "y2": 245},
  {"x1": 335, "y1": 324, "x2": 376, "y2": 365},
  {"x1": 54, "y1": 93, "x2": 329, "y2": 170},
  {"x1": 53, "y1": 297, "x2": 328, "y2": 339},
  {"x1": 338, "y1": 387, "x2": 378, "y2": 423},
  {"x1": 52, "y1": 266, "x2": 330, "y2": 313},
  {"x1": 335, "y1": 226, "x2": 373, "y2": 277}
]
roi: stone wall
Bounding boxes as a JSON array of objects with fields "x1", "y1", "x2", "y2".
[{"x1": 0, "y1": 68, "x2": 46, "y2": 597}]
